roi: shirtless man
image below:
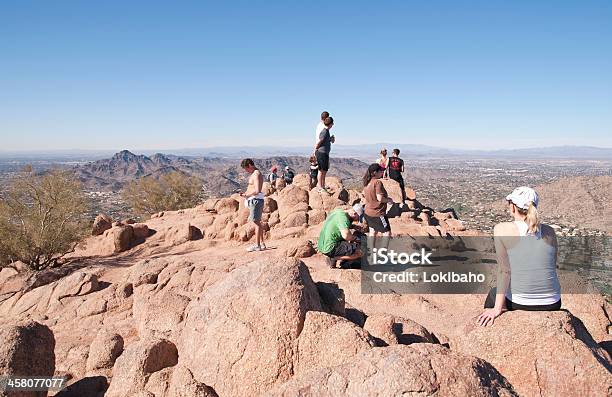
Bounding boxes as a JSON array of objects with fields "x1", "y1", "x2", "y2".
[{"x1": 240, "y1": 158, "x2": 265, "y2": 251}]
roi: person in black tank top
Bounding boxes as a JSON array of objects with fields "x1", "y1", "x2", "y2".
[{"x1": 388, "y1": 149, "x2": 406, "y2": 202}]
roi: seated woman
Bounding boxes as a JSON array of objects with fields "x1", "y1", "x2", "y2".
[{"x1": 478, "y1": 186, "x2": 561, "y2": 326}]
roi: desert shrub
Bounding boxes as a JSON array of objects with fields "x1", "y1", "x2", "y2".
[
  {"x1": 0, "y1": 169, "x2": 89, "y2": 271},
  {"x1": 122, "y1": 171, "x2": 202, "y2": 216}
]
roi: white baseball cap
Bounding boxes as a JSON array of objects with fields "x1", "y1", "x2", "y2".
[
  {"x1": 352, "y1": 203, "x2": 365, "y2": 222},
  {"x1": 506, "y1": 186, "x2": 539, "y2": 210}
]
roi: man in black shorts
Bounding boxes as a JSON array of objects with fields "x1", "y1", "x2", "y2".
[{"x1": 314, "y1": 116, "x2": 335, "y2": 194}]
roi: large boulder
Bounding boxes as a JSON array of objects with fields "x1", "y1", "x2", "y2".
[
  {"x1": 380, "y1": 178, "x2": 407, "y2": 204},
  {"x1": 178, "y1": 258, "x2": 322, "y2": 396},
  {"x1": 86, "y1": 331, "x2": 124, "y2": 372},
  {"x1": 268, "y1": 344, "x2": 517, "y2": 396},
  {"x1": 292, "y1": 173, "x2": 311, "y2": 190},
  {"x1": 294, "y1": 312, "x2": 374, "y2": 375},
  {"x1": 92, "y1": 214, "x2": 112, "y2": 236},
  {"x1": 309, "y1": 190, "x2": 345, "y2": 211},
  {"x1": 363, "y1": 313, "x2": 437, "y2": 346},
  {"x1": 51, "y1": 271, "x2": 99, "y2": 302},
  {"x1": 113, "y1": 225, "x2": 134, "y2": 253},
  {"x1": 454, "y1": 310, "x2": 612, "y2": 397},
  {"x1": 282, "y1": 239, "x2": 316, "y2": 258},
  {"x1": 0, "y1": 321, "x2": 55, "y2": 396},
  {"x1": 263, "y1": 197, "x2": 278, "y2": 213},
  {"x1": 105, "y1": 339, "x2": 179, "y2": 397},
  {"x1": 133, "y1": 288, "x2": 191, "y2": 342},
  {"x1": 165, "y1": 224, "x2": 202, "y2": 245},
  {"x1": 261, "y1": 182, "x2": 275, "y2": 196},
  {"x1": 214, "y1": 198, "x2": 239, "y2": 214},
  {"x1": 166, "y1": 364, "x2": 218, "y2": 397},
  {"x1": 280, "y1": 211, "x2": 308, "y2": 228},
  {"x1": 277, "y1": 184, "x2": 309, "y2": 217},
  {"x1": 307, "y1": 209, "x2": 326, "y2": 226},
  {"x1": 325, "y1": 176, "x2": 344, "y2": 193}
]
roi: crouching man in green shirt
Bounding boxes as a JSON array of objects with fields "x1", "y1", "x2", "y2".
[{"x1": 317, "y1": 204, "x2": 365, "y2": 268}]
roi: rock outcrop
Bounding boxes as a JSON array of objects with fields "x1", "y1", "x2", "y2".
[
  {"x1": 178, "y1": 258, "x2": 322, "y2": 396},
  {"x1": 455, "y1": 310, "x2": 612, "y2": 397},
  {"x1": 0, "y1": 321, "x2": 55, "y2": 397},
  {"x1": 92, "y1": 214, "x2": 112, "y2": 236},
  {"x1": 269, "y1": 344, "x2": 517, "y2": 396}
]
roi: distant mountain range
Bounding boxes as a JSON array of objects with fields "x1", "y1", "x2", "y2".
[
  {"x1": 1, "y1": 145, "x2": 611, "y2": 160},
  {"x1": 73, "y1": 150, "x2": 368, "y2": 196}
]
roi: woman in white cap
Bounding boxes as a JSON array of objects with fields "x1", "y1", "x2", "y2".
[{"x1": 478, "y1": 186, "x2": 561, "y2": 326}]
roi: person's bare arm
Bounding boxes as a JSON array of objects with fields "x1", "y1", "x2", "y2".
[
  {"x1": 340, "y1": 228, "x2": 355, "y2": 242},
  {"x1": 478, "y1": 224, "x2": 511, "y2": 326}
]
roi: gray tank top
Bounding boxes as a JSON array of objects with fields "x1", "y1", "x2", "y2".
[{"x1": 505, "y1": 221, "x2": 561, "y2": 305}]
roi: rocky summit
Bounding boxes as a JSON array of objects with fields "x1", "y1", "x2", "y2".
[{"x1": 0, "y1": 175, "x2": 610, "y2": 397}]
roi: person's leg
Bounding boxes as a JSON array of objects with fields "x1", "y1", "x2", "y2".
[
  {"x1": 254, "y1": 220, "x2": 262, "y2": 246},
  {"x1": 369, "y1": 229, "x2": 378, "y2": 251},
  {"x1": 380, "y1": 231, "x2": 391, "y2": 250},
  {"x1": 398, "y1": 177, "x2": 406, "y2": 202}
]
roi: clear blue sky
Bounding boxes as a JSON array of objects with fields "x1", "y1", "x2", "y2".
[{"x1": 1, "y1": 1, "x2": 611, "y2": 151}]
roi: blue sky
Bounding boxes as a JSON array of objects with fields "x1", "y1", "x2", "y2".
[{"x1": 1, "y1": 1, "x2": 611, "y2": 151}]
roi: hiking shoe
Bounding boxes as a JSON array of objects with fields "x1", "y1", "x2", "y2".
[
  {"x1": 247, "y1": 244, "x2": 262, "y2": 252},
  {"x1": 260, "y1": 243, "x2": 267, "y2": 250},
  {"x1": 325, "y1": 256, "x2": 337, "y2": 268},
  {"x1": 317, "y1": 187, "x2": 331, "y2": 195}
]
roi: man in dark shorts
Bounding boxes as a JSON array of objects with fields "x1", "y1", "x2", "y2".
[
  {"x1": 314, "y1": 116, "x2": 335, "y2": 194},
  {"x1": 317, "y1": 204, "x2": 365, "y2": 268},
  {"x1": 388, "y1": 148, "x2": 406, "y2": 202}
]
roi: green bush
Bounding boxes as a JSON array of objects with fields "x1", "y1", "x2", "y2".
[
  {"x1": 0, "y1": 169, "x2": 89, "y2": 271},
  {"x1": 122, "y1": 171, "x2": 202, "y2": 216}
]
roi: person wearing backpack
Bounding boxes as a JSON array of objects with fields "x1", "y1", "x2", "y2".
[
  {"x1": 388, "y1": 148, "x2": 406, "y2": 202},
  {"x1": 268, "y1": 166, "x2": 279, "y2": 184}
]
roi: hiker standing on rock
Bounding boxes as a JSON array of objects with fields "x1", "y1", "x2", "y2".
[
  {"x1": 388, "y1": 148, "x2": 406, "y2": 202},
  {"x1": 314, "y1": 116, "x2": 335, "y2": 194},
  {"x1": 317, "y1": 204, "x2": 365, "y2": 268},
  {"x1": 478, "y1": 187, "x2": 562, "y2": 326},
  {"x1": 240, "y1": 158, "x2": 266, "y2": 252},
  {"x1": 363, "y1": 163, "x2": 393, "y2": 248}
]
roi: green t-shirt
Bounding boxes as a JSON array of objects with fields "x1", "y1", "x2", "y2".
[{"x1": 317, "y1": 209, "x2": 351, "y2": 254}]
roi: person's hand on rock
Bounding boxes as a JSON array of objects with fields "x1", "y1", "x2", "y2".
[{"x1": 477, "y1": 308, "x2": 503, "y2": 326}]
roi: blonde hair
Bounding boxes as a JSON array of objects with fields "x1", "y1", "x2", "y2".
[{"x1": 517, "y1": 201, "x2": 540, "y2": 234}]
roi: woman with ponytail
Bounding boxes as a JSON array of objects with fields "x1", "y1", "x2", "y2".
[
  {"x1": 363, "y1": 163, "x2": 394, "y2": 245},
  {"x1": 478, "y1": 186, "x2": 561, "y2": 326}
]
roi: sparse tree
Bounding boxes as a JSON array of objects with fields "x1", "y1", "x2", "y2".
[
  {"x1": 122, "y1": 171, "x2": 202, "y2": 216},
  {"x1": 0, "y1": 169, "x2": 89, "y2": 271}
]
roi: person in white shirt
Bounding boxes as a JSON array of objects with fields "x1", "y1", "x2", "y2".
[{"x1": 478, "y1": 186, "x2": 561, "y2": 326}]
